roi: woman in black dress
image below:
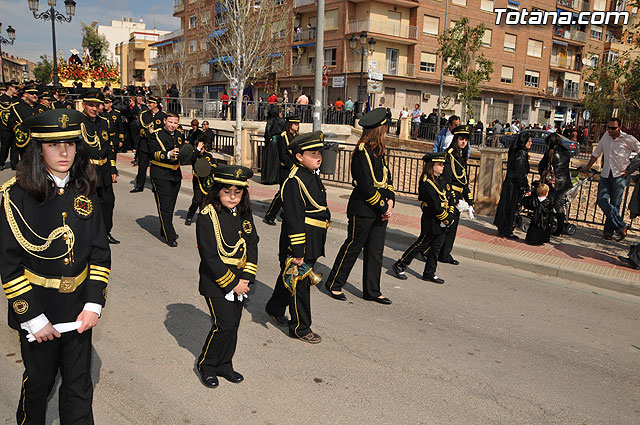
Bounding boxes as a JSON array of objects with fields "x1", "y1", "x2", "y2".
[
  {"x1": 494, "y1": 133, "x2": 532, "y2": 239},
  {"x1": 538, "y1": 133, "x2": 571, "y2": 235}
]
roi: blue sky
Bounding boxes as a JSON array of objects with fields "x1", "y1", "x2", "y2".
[{"x1": 0, "y1": 0, "x2": 179, "y2": 63}]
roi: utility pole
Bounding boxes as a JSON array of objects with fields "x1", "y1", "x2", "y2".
[{"x1": 313, "y1": 0, "x2": 325, "y2": 132}]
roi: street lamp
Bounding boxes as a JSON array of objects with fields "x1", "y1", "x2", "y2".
[
  {"x1": 349, "y1": 31, "x2": 375, "y2": 119},
  {"x1": 27, "y1": 0, "x2": 76, "y2": 85},
  {"x1": 0, "y1": 23, "x2": 17, "y2": 83}
]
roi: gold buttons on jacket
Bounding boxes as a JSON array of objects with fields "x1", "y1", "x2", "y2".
[
  {"x1": 58, "y1": 188, "x2": 65, "y2": 195},
  {"x1": 63, "y1": 258, "x2": 70, "y2": 265},
  {"x1": 61, "y1": 212, "x2": 68, "y2": 219}
]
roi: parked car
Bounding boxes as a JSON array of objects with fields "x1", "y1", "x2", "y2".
[{"x1": 499, "y1": 130, "x2": 580, "y2": 157}]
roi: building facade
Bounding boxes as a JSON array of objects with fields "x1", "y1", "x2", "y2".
[
  {"x1": 1, "y1": 52, "x2": 35, "y2": 83},
  {"x1": 171, "y1": 0, "x2": 639, "y2": 127},
  {"x1": 115, "y1": 30, "x2": 170, "y2": 87},
  {"x1": 97, "y1": 18, "x2": 149, "y2": 65}
]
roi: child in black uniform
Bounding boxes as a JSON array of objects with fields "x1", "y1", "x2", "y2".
[
  {"x1": 523, "y1": 183, "x2": 554, "y2": 246},
  {"x1": 392, "y1": 152, "x2": 454, "y2": 284},
  {"x1": 195, "y1": 164, "x2": 259, "y2": 388},
  {"x1": 265, "y1": 131, "x2": 330, "y2": 344}
]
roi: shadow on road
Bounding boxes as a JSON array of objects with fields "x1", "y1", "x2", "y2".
[
  {"x1": 135, "y1": 215, "x2": 164, "y2": 242},
  {"x1": 164, "y1": 303, "x2": 210, "y2": 359}
]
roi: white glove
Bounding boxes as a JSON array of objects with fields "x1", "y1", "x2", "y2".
[
  {"x1": 457, "y1": 200, "x2": 469, "y2": 212},
  {"x1": 225, "y1": 290, "x2": 247, "y2": 302},
  {"x1": 468, "y1": 206, "x2": 475, "y2": 220}
]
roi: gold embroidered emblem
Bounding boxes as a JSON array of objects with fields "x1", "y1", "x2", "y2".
[
  {"x1": 155, "y1": 119, "x2": 161, "y2": 125},
  {"x1": 112, "y1": 115, "x2": 117, "y2": 121},
  {"x1": 379, "y1": 200, "x2": 385, "y2": 206},
  {"x1": 101, "y1": 130, "x2": 108, "y2": 141},
  {"x1": 13, "y1": 300, "x2": 28, "y2": 314},
  {"x1": 58, "y1": 277, "x2": 75, "y2": 293},
  {"x1": 242, "y1": 220, "x2": 252, "y2": 234},
  {"x1": 235, "y1": 169, "x2": 242, "y2": 178},
  {"x1": 15, "y1": 125, "x2": 30, "y2": 148},
  {"x1": 66, "y1": 105, "x2": 72, "y2": 109},
  {"x1": 178, "y1": 137, "x2": 183, "y2": 144},
  {"x1": 58, "y1": 114, "x2": 69, "y2": 128},
  {"x1": 73, "y1": 195, "x2": 93, "y2": 218}
]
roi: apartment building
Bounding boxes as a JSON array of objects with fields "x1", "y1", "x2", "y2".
[
  {"x1": 172, "y1": 0, "x2": 635, "y2": 126},
  {"x1": 1, "y1": 52, "x2": 35, "y2": 82},
  {"x1": 97, "y1": 18, "x2": 149, "y2": 65},
  {"x1": 115, "y1": 29, "x2": 170, "y2": 87}
]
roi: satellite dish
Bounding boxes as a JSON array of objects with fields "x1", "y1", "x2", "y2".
[{"x1": 582, "y1": 58, "x2": 591, "y2": 66}]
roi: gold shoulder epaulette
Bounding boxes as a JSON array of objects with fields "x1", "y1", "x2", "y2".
[
  {"x1": 0, "y1": 176, "x2": 17, "y2": 194},
  {"x1": 358, "y1": 143, "x2": 365, "y2": 151},
  {"x1": 287, "y1": 164, "x2": 299, "y2": 179}
]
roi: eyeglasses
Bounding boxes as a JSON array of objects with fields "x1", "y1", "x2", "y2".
[{"x1": 607, "y1": 126, "x2": 618, "y2": 130}]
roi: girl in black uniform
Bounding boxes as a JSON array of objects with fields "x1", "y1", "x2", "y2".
[
  {"x1": 195, "y1": 164, "x2": 259, "y2": 388},
  {"x1": 0, "y1": 109, "x2": 110, "y2": 424},
  {"x1": 325, "y1": 108, "x2": 394, "y2": 304},
  {"x1": 438, "y1": 125, "x2": 473, "y2": 265},
  {"x1": 392, "y1": 152, "x2": 454, "y2": 284}
]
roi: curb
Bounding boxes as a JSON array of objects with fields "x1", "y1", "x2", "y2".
[{"x1": 118, "y1": 166, "x2": 640, "y2": 297}]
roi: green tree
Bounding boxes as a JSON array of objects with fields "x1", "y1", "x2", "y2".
[
  {"x1": 584, "y1": 56, "x2": 640, "y2": 123},
  {"x1": 33, "y1": 55, "x2": 53, "y2": 84},
  {"x1": 81, "y1": 23, "x2": 110, "y2": 65},
  {"x1": 438, "y1": 18, "x2": 493, "y2": 121}
]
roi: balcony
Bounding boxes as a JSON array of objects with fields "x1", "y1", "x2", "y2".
[
  {"x1": 293, "y1": 29, "x2": 316, "y2": 42},
  {"x1": 553, "y1": 26, "x2": 587, "y2": 44},
  {"x1": 292, "y1": 64, "x2": 315, "y2": 75},
  {"x1": 550, "y1": 57, "x2": 583, "y2": 72},
  {"x1": 174, "y1": 0, "x2": 184, "y2": 13},
  {"x1": 604, "y1": 36, "x2": 625, "y2": 50},
  {"x1": 346, "y1": 60, "x2": 416, "y2": 78},
  {"x1": 347, "y1": 19, "x2": 418, "y2": 42},
  {"x1": 157, "y1": 28, "x2": 184, "y2": 43},
  {"x1": 133, "y1": 60, "x2": 147, "y2": 69},
  {"x1": 548, "y1": 87, "x2": 580, "y2": 99},
  {"x1": 294, "y1": 0, "x2": 315, "y2": 7}
]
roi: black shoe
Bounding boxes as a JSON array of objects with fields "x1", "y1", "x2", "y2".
[
  {"x1": 106, "y1": 234, "x2": 120, "y2": 244},
  {"x1": 440, "y1": 259, "x2": 459, "y2": 265},
  {"x1": 325, "y1": 283, "x2": 347, "y2": 300},
  {"x1": 199, "y1": 372, "x2": 219, "y2": 388},
  {"x1": 617, "y1": 225, "x2": 629, "y2": 241},
  {"x1": 603, "y1": 234, "x2": 613, "y2": 241},
  {"x1": 366, "y1": 296, "x2": 392, "y2": 305},
  {"x1": 392, "y1": 262, "x2": 408, "y2": 280},
  {"x1": 423, "y1": 274, "x2": 445, "y2": 284},
  {"x1": 266, "y1": 308, "x2": 288, "y2": 327},
  {"x1": 505, "y1": 234, "x2": 519, "y2": 240},
  {"x1": 167, "y1": 240, "x2": 178, "y2": 247},
  {"x1": 263, "y1": 216, "x2": 276, "y2": 226},
  {"x1": 130, "y1": 187, "x2": 143, "y2": 193},
  {"x1": 218, "y1": 370, "x2": 244, "y2": 383},
  {"x1": 185, "y1": 217, "x2": 193, "y2": 226},
  {"x1": 618, "y1": 255, "x2": 639, "y2": 270}
]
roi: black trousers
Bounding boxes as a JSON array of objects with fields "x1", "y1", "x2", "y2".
[
  {"x1": 135, "y1": 150, "x2": 150, "y2": 189},
  {"x1": 96, "y1": 183, "x2": 115, "y2": 234},
  {"x1": 438, "y1": 209, "x2": 459, "y2": 262},
  {"x1": 17, "y1": 329, "x2": 94, "y2": 425},
  {"x1": 151, "y1": 178, "x2": 181, "y2": 243},
  {"x1": 266, "y1": 259, "x2": 316, "y2": 338},
  {"x1": 197, "y1": 296, "x2": 242, "y2": 376},
  {"x1": 325, "y1": 215, "x2": 387, "y2": 299},
  {"x1": 0, "y1": 130, "x2": 11, "y2": 167},
  {"x1": 187, "y1": 177, "x2": 206, "y2": 219},
  {"x1": 398, "y1": 216, "x2": 446, "y2": 277},
  {"x1": 10, "y1": 140, "x2": 23, "y2": 169},
  {"x1": 264, "y1": 191, "x2": 283, "y2": 222}
]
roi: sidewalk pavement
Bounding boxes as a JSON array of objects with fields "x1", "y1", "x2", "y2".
[{"x1": 117, "y1": 152, "x2": 640, "y2": 297}]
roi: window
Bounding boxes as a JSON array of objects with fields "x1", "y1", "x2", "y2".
[
  {"x1": 527, "y1": 39, "x2": 542, "y2": 57},
  {"x1": 189, "y1": 39, "x2": 197, "y2": 53},
  {"x1": 482, "y1": 29, "x2": 492, "y2": 47},
  {"x1": 507, "y1": 0, "x2": 520, "y2": 11},
  {"x1": 189, "y1": 15, "x2": 197, "y2": 28},
  {"x1": 452, "y1": 0, "x2": 466, "y2": 5},
  {"x1": 605, "y1": 51, "x2": 619, "y2": 63},
  {"x1": 583, "y1": 81, "x2": 595, "y2": 94},
  {"x1": 487, "y1": 99, "x2": 509, "y2": 123},
  {"x1": 593, "y1": 0, "x2": 606, "y2": 11},
  {"x1": 480, "y1": 0, "x2": 494, "y2": 11},
  {"x1": 590, "y1": 25, "x2": 602, "y2": 40},
  {"x1": 386, "y1": 48, "x2": 399, "y2": 75},
  {"x1": 384, "y1": 87, "x2": 396, "y2": 109},
  {"x1": 420, "y1": 52, "x2": 437, "y2": 73},
  {"x1": 524, "y1": 70, "x2": 540, "y2": 87},
  {"x1": 325, "y1": 9, "x2": 338, "y2": 30},
  {"x1": 423, "y1": 15, "x2": 439, "y2": 36},
  {"x1": 200, "y1": 63, "x2": 209, "y2": 77},
  {"x1": 504, "y1": 33, "x2": 516, "y2": 52},
  {"x1": 590, "y1": 54, "x2": 599, "y2": 67},
  {"x1": 501, "y1": 66, "x2": 513, "y2": 83},
  {"x1": 324, "y1": 48, "x2": 336, "y2": 66}
]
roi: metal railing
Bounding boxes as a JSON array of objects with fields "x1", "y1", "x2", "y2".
[
  {"x1": 291, "y1": 64, "x2": 315, "y2": 75},
  {"x1": 553, "y1": 26, "x2": 587, "y2": 43},
  {"x1": 346, "y1": 60, "x2": 416, "y2": 77},
  {"x1": 347, "y1": 19, "x2": 419, "y2": 40},
  {"x1": 293, "y1": 28, "x2": 316, "y2": 42}
]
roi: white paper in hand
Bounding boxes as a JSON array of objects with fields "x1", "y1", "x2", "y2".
[{"x1": 26, "y1": 321, "x2": 82, "y2": 342}]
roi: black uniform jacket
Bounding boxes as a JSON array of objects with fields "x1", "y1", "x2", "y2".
[
  {"x1": 139, "y1": 110, "x2": 167, "y2": 153},
  {"x1": 0, "y1": 95, "x2": 18, "y2": 133},
  {"x1": 102, "y1": 108, "x2": 125, "y2": 147},
  {"x1": 149, "y1": 128, "x2": 183, "y2": 181},
  {"x1": 53, "y1": 99, "x2": 74, "y2": 110},
  {"x1": 7, "y1": 100, "x2": 39, "y2": 138},
  {"x1": 276, "y1": 131, "x2": 296, "y2": 183},
  {"x1": 281, "y1": 164, "x2": 331, "y2": 260},
  {"x1": 442, "y1": 147, "x2": 473, "y2": 206},
  {"x1": 419, "y1": 175, "x2": 454, "y2": 235},
  {"x1": 81, "y1": 113, "x2": 117, "y2": 187},
  {"x1": 196, "y1": 206, "x2": 259, "y2": 298},
  {"x1": 0, "y1": 178, "x2": 110, "y2": 330},
  {"x1": 347, "y1": 143, "x2": 395, "y2": 217}
]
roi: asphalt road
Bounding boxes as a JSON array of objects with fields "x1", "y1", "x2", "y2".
[{"x1": 0, "y1": 169, "x2": 639, "y2": 425}]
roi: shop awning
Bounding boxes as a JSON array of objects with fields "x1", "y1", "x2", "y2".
[
  {"x1": 208, "y1": 55, "x2": 234, "y2": 64},
  {"x1": 292, "y1": 43, "x2": 315, "y2": 49},
  {"x1": 209, "y1": 29, "x2": 228, "y2": 38}
]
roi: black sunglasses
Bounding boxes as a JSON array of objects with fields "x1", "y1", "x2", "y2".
[{"x1": 607, "y1": 126, "x2": 618, "y2": 130}]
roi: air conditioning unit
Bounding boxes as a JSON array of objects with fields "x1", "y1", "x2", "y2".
[{"x1": 422, "y1": 92, "x2": 430, "y2": 101}]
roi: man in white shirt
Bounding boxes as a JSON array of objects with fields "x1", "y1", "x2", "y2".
[
  {"x1": 509, "y1": 120, "x2": 520, "y2": 134},
  {"x1": 581, "y1": 117, "x2": 640, "y2": 240},
  {"x1": 410, "y1": 104, "x2": 421, "y2": 138}
]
